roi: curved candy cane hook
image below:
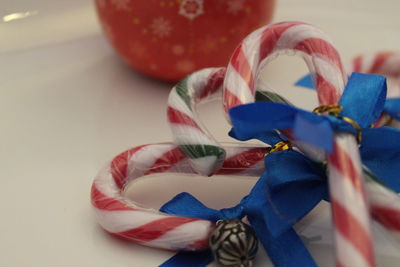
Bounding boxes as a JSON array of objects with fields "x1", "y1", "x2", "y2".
[
  {"x1": 91, "y1": 143, "x2": 265, "y2": 251},
  {"x1": 167, "y1": 68, "x2": 227, "y2": 176}
]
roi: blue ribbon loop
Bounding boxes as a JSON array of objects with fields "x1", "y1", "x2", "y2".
[
  {"x1": 160, "y1": 72, "x2": 400, "y2": 267},
  {"x1": 296, "y1": 73, "x2": 400, "y2": 121}
]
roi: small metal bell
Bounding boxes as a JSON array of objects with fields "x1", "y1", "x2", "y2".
[{"x1": 209, "y1": 219, "x2": 258, "y2": 267}]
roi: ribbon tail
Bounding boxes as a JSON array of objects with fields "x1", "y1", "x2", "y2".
[
  {"x1": 229, "y1": 100, "x2": 337, "y2": 153},
  {"x1": 361, "y1": 128, "x2": 400, "y2": 192},
  {"x1": 241, "y1": 152, "x2": 321, "y2": 267},
  {"x1": 248, "y1": 214, "x2": 317, "y2": 267},
  {"x1": 159, "y1": 250, "x2": 213, "y2": 267},
  {"x1": 229, "y1": 102, "x2": 300, "y2": 141},
  {"x1": 293, "y1": 112, "x2": 334, "y2": 153},
  {"x1": 160, "y1": 192, "x2": 221, "y2": 222},
  {"x1": 294, "y1": 74, "x2": 314, "y2": 89},
  {"x1": 258, "y1": 151, "x2": 328, "y2": 236}
]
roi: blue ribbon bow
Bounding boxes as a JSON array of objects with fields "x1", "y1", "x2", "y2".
[
  {"x1": 159, "y1": 151, "x2": 320, "y2": 267},
  {"x1": 229, "y1": 72, "x2": 400, "y2": 190},
  {"x1": 227, "y1": 72, "x2": 400, "y2": 262},
  {"x1": 160, "y1": 73, "x2": 400, "y2": 267},
  {"x1": 231, "y1": 72, "x2": 388, "y2": 153},
  {"x1": 296, "y1": 73, "x2": 400, "y2": 122}
]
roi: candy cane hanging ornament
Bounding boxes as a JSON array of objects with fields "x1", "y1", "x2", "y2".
[
  {"x1": 167, "y1": 54, "x2": 400, "y2": 245},
  {"x1": 224, "y1": 21, "x2": 375, "y2": 267},
  {"x1": 91, "y1": 143, "x2": 266, "y2": 251}
]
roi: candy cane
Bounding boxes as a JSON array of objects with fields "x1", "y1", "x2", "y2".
[
  {"x1": 167, "y1": 67, "x2": 227, "y2": 176},
  {"x1": 224, "y1": 21, "x2": 375, "y2": 267},
  {"x1": 91, "y1": 143, "x2": 265, "y2": 250},
  {"x1": 168, "y1": 58, "x2": 400, "y2": 244}
]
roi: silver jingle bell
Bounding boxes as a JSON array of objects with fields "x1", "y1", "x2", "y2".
[{"x1": 209, "y1": 219, "x2": 258, "y2": 267}]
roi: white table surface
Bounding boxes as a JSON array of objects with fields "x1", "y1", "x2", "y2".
[{"x1": 1, "y1": 0, "x2": 400, "y2": 266}]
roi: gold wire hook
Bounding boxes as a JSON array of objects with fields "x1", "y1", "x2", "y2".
[
  {"x1": 265, "y1": 141, "x2": 292, "y2": 156},
  {"x1": 313, "y1": 104, "x2": 362, "y2": 144}
]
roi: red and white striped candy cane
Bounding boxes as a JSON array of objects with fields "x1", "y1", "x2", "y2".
[
  {"x1": 224, "y1": 21, "x2": 375, "y2": 267},
  {"x1": 168, "y1": 61, "x2": 400, "y2": 244},
  {"x1": 91, "y1": 143, "x2": 265, "y2": 250}
]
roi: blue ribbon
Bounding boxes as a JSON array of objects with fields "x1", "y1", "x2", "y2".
[
  {"x1": 231, "y1": 72, "x2": 400, "y2": 190},
  {"x1": 227, "y1": 72, "x2": 400, "y2": 259},
  {"x1": 295, "y1": 73, "x2": 400, "y2": 121},
  {"x1": 159, "y1": 150, "x2": 319, "y2": 267},
  {"x1": 160, "y1": 73, "x2": 400, "y2": 266},
  {"x1": 231, "y1": 72, "x2": 387, "y2": 153}
]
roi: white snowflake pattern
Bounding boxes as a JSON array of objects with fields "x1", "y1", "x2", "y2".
[
  {"x1": 150, "y1": 17, "x2": 172, "y2": 38},
  {"x1": 226, "y1": 0, "x2": 245, "y2": 15},
  {"x1": 179, "y1": 0, "x2": 204, "y2": 20},
  {"x1": 111, "y1": 0, "x2": 131, "y2": 10}
]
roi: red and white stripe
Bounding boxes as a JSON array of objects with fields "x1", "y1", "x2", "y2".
[
  {"x1": 167, "y1": 68, "x2": 227, "y2": 176},
  {"x1": 167, "y1": 63, "x2": 400, "y2": 240},
  {"x1": 224, "y1": 21, "x2": 345, "y2": 112},
  {"x1": 91, "y1": 143, "x2": 265, "y2": 251},
  {"x1": 368, "y1": 179, "x2": 400, "y2": 241},
  {"x1": 360, "y1": 167, "x2": 400, "y2": 243},
  {"x1": 223, "y1": 21, "x2": 375, "y2": 267},
  {"x1": 310, "y1": 50, "x2": 400, "y2": 235}
]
